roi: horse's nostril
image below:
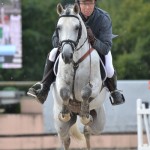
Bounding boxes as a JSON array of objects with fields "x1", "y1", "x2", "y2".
[
  {"x1": 62, "y1": 51, "x2": 73, "y2": 64},
  {"x1": 62, "y1": 53, "x2": 64, "y2": 59},
  {"x1": 70, "y1": 53, "x2": 73, "y2": 59}
]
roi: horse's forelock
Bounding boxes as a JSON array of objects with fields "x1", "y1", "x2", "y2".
[
  {"x1": 65, "y1": 7, "x2": 71, "y2": 15},
  {"x1": 63, "y1": 4, "x2": 77, "y2": 16}
]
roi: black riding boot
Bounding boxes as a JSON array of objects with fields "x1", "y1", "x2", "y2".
[
  {"x1": 27, "y1": 53, "x2": 56, "y2": 104},
  {"x1": 105, "y1": 71, "x2": 125, "y2": 105}
]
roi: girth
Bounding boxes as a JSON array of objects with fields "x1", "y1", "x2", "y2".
[{"x1": 68, "y1": 99, "x2": 81, "y2": 114}]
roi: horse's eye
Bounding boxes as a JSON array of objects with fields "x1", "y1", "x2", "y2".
[
  {"x1": 57, "y1": 26, "x2": 61, "y2": 31},
  {"x1": 75, "y1": 25, "x2": 79, "y2": 31}
]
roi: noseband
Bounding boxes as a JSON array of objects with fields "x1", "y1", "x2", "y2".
[{"x1": 56, "y1": 14, "x2": 82, "y2": 51}]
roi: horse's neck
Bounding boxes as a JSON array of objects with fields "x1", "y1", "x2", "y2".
[{"x1": 73, "y1": 40, "x2": 90, "y2": 62}]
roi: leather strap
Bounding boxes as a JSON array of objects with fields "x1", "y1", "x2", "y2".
[{"x1": 73, "y1": 47, "x2": 94, "y2": 66}]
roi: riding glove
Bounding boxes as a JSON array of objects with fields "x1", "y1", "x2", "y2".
[{"x1": 86, "y1": 27, "x2": 96, "y2": 46}]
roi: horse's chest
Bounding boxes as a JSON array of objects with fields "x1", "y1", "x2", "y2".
[
  {"x1": 58, "y1": 65, "x2": 74, "y2": 80},
  {"x1": 60, "y1": 63, "x2": 89, "y2": 83},
  {"x1": 75, "y1": 65, "x2": 90, "y2": 83}
]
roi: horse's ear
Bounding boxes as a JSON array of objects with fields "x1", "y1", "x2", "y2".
[
  {"x1": 73, "y1": 3, "x2": 80, "y2": 14},
  {"x1": 57, "y1": 3, "x2": 64, "y2": 15}
]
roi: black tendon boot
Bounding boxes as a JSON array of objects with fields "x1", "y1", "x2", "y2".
[
  {"x1": 27, "y1": 53, "x2": 56, "y2": 104},
  {"x1": 105, "y1": 71, "x2": 125, "y2": 105}
]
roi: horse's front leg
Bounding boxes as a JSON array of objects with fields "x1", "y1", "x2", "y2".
[
  {"x1": 59, "y1": 86, "x2": 71, "y2": 122},
  {"x1": 80, "y1": 84, "x2": 93, "y2": 125}
]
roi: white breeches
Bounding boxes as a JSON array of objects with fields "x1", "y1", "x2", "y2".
[
  {"x1": 49, "y1": 48, "x2": 58, "y2": 62},
  {"x1": 105, "y1": 51, "x2": 114, "y2": 78},
  {"x1": 49, "y1": 48, "x2": 114, "y2": 78}
]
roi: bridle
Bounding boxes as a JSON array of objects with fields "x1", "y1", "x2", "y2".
[{"x1": 56, "y1": 14, "x2": 87, "y2": 52}]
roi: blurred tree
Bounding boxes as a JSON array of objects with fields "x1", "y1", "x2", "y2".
[
  {"x1": 99, "y1": 0, "x2": 150, "y2": 79},
  {"x1": 0, "y1": 0, "x2": 150, "y2": 81},
  {"x1": 22, "y1": 0, "x2": 59, "y2": 80}
]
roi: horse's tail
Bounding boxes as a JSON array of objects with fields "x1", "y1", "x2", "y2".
[{"x1": 69, "y1": 123, "x2": 85, "y2": 141}]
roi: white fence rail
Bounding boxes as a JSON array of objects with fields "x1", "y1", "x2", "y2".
[{"x1": 137, "y1": 99, "x2": 150, "y2": 150}]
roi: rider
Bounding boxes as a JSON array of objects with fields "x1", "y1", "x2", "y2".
[{"x1": 27, "y1": 0, "x2": 125, "y2": 105}]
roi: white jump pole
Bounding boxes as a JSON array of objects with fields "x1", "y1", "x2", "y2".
[{"x1": 137, "y1": 99, "x2": 150, "y2": 150}]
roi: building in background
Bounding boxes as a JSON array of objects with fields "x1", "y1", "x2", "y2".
[{"x1": 0, "y1": 0, "x2": 22, "y2": 69}]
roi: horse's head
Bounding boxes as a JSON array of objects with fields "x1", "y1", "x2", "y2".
[{"x1": 56, "y1": 3, "x2": 86, "y2": 64}]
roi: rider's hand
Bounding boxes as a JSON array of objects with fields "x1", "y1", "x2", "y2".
[{"x1": 86, "y1": 27, "x2": 96, "y2": 46}]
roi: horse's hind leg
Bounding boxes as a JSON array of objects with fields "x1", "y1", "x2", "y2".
[
  {"x1": 84, "y1": 125, "x2": 91, "y2": 150},
  {"x1": 54, "y1": 113, "x2": 77, "y2": 150},
  {"x1": 83, "y1": 108, "x2": 105, "y2": 150},
  {"x1": 62, "y1": 136, "x2": 70, "y2": 150},
  {"x1": 89, "y1": 106, "x2": 106, "y2": 134}
]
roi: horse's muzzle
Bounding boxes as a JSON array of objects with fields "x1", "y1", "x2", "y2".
[{"x1": 62, "y1": 52, "x2": 73, "y2": 64}]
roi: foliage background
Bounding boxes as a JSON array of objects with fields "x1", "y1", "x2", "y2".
[
  {"x1": 100, "y1": 0, "x2": 150, "y2": 79},
  {"x1": 0, "y1": 0, "x2": 150, "y2": 82}
]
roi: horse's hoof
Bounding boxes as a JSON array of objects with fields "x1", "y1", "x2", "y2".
[
  {"x1": 58, "y1": 113, "x2": 71, "y2": 122},
  {"x1": 80, "y1": 115, "x2": 93, "y2": 125}
]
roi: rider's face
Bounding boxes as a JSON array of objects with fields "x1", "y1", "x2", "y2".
[{"x1": 79, "y1": 0, "x2": 95, "y2": 18}]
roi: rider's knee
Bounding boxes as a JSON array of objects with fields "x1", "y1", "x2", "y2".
[
  {"x1": 106, "y1": 66, "x2": 114, "y2": 78},
  {"x1": 49, "y1": 48, "x2": 58, "y2": 62}
]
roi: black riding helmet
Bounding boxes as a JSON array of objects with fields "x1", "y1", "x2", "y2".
[
  {"x1": 75, "y1": 0, "x2": 97, "y2": 3},
  {"x1": 61, "y1": 0, "x2": 96, "y2": 7},
  {"x1": 60, "y1": 0, "x2": 75, "y2": 7}
]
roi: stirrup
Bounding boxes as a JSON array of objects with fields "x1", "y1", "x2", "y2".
[
  {"x1": 109, "y1": 90, "x2": 125, "y2": 105},
  {"x1": 27, "y1": 88, "x2": 41, "y2": 103},
  {"x1": 27, "y1": 88, "x2": 37, "y2": 99},
  {"x1": 110, "y1": 89, "x2": 122, "y2": 94}
]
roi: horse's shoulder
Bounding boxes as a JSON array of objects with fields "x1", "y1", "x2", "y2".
[{"x1": 92, "y1": 49, "x2": 100, "y2": 59}]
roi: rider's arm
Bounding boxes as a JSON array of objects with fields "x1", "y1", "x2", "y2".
[
  {"x1": 92, "y1": 15, "x2": 112, "y2": 55},
  {"x1": 52, "y1": 31, "x2": 59, "y2": 48}
]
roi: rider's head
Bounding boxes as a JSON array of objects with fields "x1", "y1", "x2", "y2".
[
  {"x1": 60, "y1": 0, "x2": 96, "y2": 17},
  {"x1": 75, "y1": 0, "x2": 96, "y2": 18}
]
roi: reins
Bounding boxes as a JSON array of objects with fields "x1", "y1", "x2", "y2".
[
  {"x1": 72, "y1": 46, "x2": 94, "y2": 101},
  {"x1": 76, "y1": 37, "x2": 88, "y2": 51},
  {"x1": 72, "y1": 47, "x2": 94, "y2": 67}
]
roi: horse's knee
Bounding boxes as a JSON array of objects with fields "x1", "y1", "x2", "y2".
[
  {"x1": 60, "y1": 87, "x2": 71, "y2": 103},
  {"x1": 81, "y1": 84, "x2": 92, "y2": 101}
]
